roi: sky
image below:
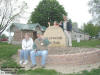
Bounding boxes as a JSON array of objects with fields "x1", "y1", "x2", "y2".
[
  {"x1": 20, "y1": 0, "x2": 92, "y2": 28},
  {"x1": 4, "y1": 0, "x2": 92, "y2": 36},
  {"x1": 58, "y1": 0, "x2": 92, "y2": 28}
]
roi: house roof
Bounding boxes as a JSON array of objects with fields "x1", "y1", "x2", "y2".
[{"x1": 10, "y1": 23, "x2": 46, "y2": 31}]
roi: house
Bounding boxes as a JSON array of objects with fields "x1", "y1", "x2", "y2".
[
  {"x1": 8, "y1": 23, "x2": 46, "y2": 44},
  {"x1": 72, "y1": 31, "x2": 89, "y2": 40},
  {"x1": 72, "y1": 24, "x2": 89, "y2": 40}
]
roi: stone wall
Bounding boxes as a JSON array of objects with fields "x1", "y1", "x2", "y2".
[
  {"x1": 16, "y1": 47, "x2": 100, "y2": 66},
  {"x1": 36, "y1": 49, "x2": 100, "y2": 66}
]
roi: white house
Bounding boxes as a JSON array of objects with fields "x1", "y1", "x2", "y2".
[{"x1": 72, "y1": 24, "x2": 89, "y2": 40}]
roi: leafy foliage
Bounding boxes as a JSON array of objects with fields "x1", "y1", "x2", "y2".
[
  {"x1": 28, "y1": 0, "x2": 67, "y2": 27},
  {"x1": 83, "y1": 23, "x2": 100, "y2": 37}
]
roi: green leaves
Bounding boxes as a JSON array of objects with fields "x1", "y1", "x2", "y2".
[
  {"x1": 28, "y1": 0, "x2": 67, "y2": 27},
  {"x1": 83, "y1": 23, "x2": 100, "y2": 37}
]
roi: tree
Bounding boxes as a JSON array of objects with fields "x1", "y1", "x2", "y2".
[
  {"x1": 0, "y1": 0, "x2": 27, "y2": 35},
  {"x1": 83, "y1": 23, "x2": 100, "y2": 37},
  {"x1": 28, "y1": 0, "x2": 67, "y2": 27},
  {"x1": 88, "y1": 0, "x2": 100, "y2": 24}
]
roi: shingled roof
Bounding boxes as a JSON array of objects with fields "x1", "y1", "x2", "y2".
[{"x1": 10, "y1": 23, "x2": 46, "y2": 31}]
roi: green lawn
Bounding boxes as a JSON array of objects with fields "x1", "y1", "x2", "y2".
[
  {"x1": 72, "y1": 40, "x2": 100, "y2": 48},
  {"x1": 0, "y1": 42, "x2": 21, "y2": 67},
  {"x1": 0, "y1": 40, "x2": 100, "y2": 75},
  {"x1": 17, "y1": 68, "x2": 62, "y2": 75},
  {"x1": 0, "y1": 42, "x2": 20, "y2": 60},
  {"x1": 17, "y1": 68, "x2": 100, "y2": 75}
]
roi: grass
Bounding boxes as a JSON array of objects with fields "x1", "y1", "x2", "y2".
[
  {"x1": 72, "y1": 40, "x2": 100, "y2": 48},
  {"x1": 17, "y1": 68, "x2": 62, "y2": 75},
  {"x1": 0, "y1": 42, "x2": 21, "y2": 68},
  {"x1": 0, "y1": 40, "x2": 100, "y2": 75},
  {"x1": 17, "y1": 67, "x2": 100, "y2": 75},
  {"x1": 68, "y1": 68, "x2": 100, "y2": 75},
  {"x1": 0, "y1": 42, "x2": 20, "y2": 60},
  {"x1": 1, "y1": 59, "x2": 20, "y2": 68}
]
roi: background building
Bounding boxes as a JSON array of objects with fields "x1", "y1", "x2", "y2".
[
  {"x1": 7, "y1": 23, "x2": 46, "y2": 44},
  {"x1": 72, "y1": 23, "x2": 89, "y2": 40}
]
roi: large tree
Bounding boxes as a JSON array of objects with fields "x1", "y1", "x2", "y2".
[
  {"x1": 83, "y1": 23, "x2": 100, "y2": 37},
  {"x1": 0, "y1": 0, "x2": 27, "y2": 35},
  {"x1": 88, "y1": 0, "x2": 100, "y2": 24},
  {"x1": 28, "y1": 0, "x2": 67, "y2": 27}
]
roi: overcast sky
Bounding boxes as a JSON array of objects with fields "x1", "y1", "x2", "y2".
[
  {"x1": 58, "y1": 0, "x2": 92, "y2": 28},
  {"x1": 4, "y1": 0, "x2": 92, "y2": 36},
  {"x1": 20, "y1": 0, "x2": 92, "y2": 28}
]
